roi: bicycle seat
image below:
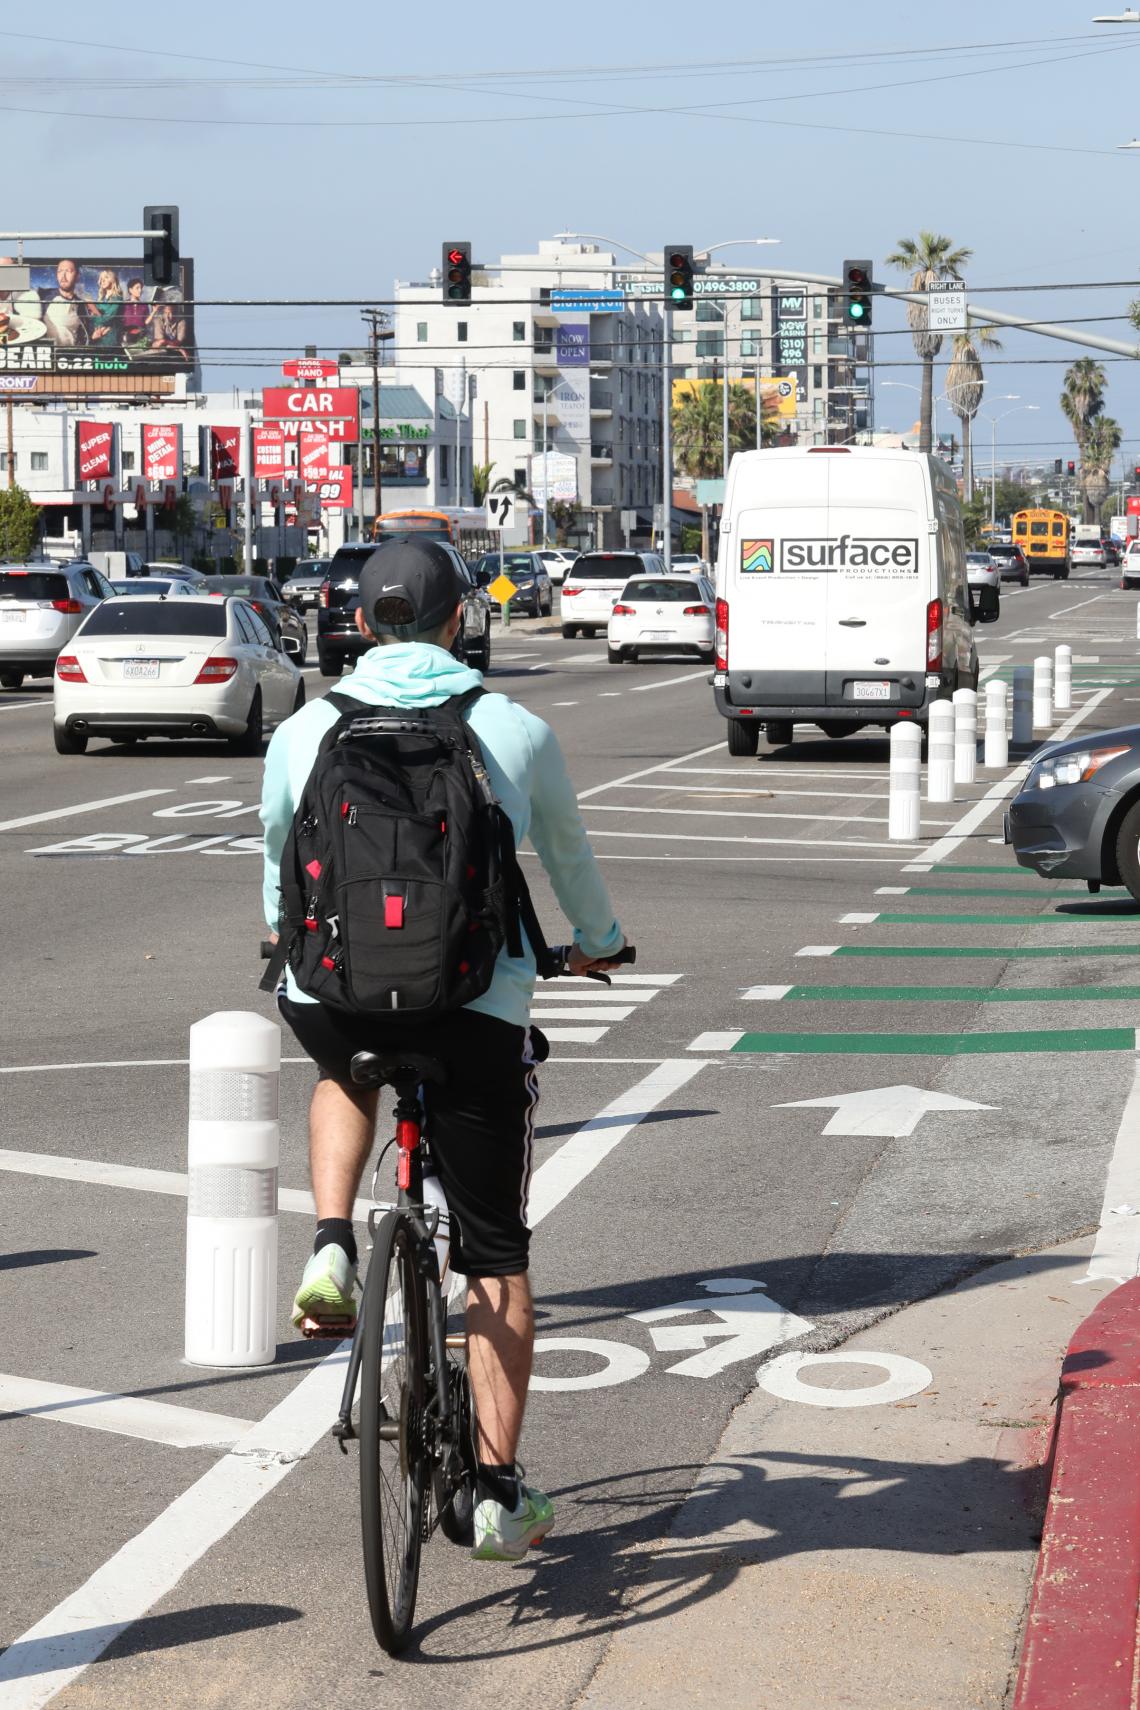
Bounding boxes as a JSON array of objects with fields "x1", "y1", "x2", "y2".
[{"x1": 349, "y1": 1050, "x2": 448, "y2": 1090}]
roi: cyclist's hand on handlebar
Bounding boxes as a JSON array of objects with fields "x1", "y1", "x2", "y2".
[{"x1": 567, "y1": 940, "x2": 627, "y2": 977}]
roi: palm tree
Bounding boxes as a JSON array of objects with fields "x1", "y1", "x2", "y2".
[
  {"x1": 472, "y1": 461, "x2": 496, "y2": 506},
  {"x1": 945, "y1": 326, "x2": 1002, "y2": 503},
  {"x1": 885, "y1": 231, "x2": 973, "y2": 453},
  {"x1": 671, "y1": 380, "x2": 775, "y2": 480},
  {"x1": 1081, "y1": 415, "x2": 1121, "y2": 523},
  {"x1": 1060, "y1": 358, "x2": 1107, "y2": 460}
]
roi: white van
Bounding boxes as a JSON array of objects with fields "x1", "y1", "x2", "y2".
[{"x1": 713, "y1": 446, "x2": 994, "y2": 753}]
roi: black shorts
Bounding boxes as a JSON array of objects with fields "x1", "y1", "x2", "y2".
[{"x1": 279, "y1": 996, "x2": 540, "y2": 1279}]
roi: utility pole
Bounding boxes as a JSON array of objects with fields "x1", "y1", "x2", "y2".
[
  {"x1": 661, "y1": 305, "x2": 673, "y2": 569},
  {"x1": 5, "y1": 395, "x2": 13, "y2": 489},
  {"x1": 361, "y1": 308, "x2": 389, "y2": 531}
]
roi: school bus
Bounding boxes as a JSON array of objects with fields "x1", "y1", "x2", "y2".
[
  {"x1": 1012, "y1": 509, "x2": 1070, "y2": 579},
  {"x1": 372, "y1": 507, "x2": 497, "y2": 559}
]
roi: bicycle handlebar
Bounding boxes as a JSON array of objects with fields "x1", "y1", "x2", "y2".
[{"x1": 259, "y1": 938, "x2": 636, "y2": 985}]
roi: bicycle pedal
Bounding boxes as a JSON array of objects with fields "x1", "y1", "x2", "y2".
[{"x1": 299, "y1": 1314, "x2": 356, "y2": 1339}]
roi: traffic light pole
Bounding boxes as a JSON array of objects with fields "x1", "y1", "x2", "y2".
[{"x1": 661, "y1": 304, "x2": 673, "y2": 569}]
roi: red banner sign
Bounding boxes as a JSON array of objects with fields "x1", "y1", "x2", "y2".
[
  {"x1": 311, "y1": 465, "x2": 352, "y2": 509},
  {"x1": 261, "y1": 386, "x2": 360, "y2": 443},
  {"x1": 76, "y1": 421, "x2": 114, "y2": 482},
  {"x1": 281, "y1": 358, "x2": 339, "y2": 383},
  {"x1": 142, "y1": 423, "x2": 181, "y2": 483},
  {"x1": 209, "y1": 425, "x2": 242, "y2": 479},
  {"x1": 1127, "y1": 496, "x2": 1140, "y2": 517},
  {"x1": 299, "y1": 432, "x2": 331, "y2": 483},
  {"x1": 252, "y1": 425, "x2": 286, "y2": 480}
]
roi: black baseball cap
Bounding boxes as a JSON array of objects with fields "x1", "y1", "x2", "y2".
[{"x1": 357, "y1": 537, "x2": 464, "y2": 638}]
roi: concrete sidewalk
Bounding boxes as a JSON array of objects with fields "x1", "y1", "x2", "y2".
[{"x1": 577, "y1": 1237, "x2": 1109, "y2": 1710}]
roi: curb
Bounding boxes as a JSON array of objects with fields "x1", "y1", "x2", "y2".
[{"x1": 1013, "y1": 1277, "x2": 1140, "y2": 1709}]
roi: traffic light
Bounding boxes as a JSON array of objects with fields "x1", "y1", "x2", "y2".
[
  {"x1": 1067, "y1": 461, "x2": 1076, "y2": 476},
  {"x1": 1133, "y1": 464, "x2": 1140, "y2": 480},
  {"x1": 665, "y1": 245, "x2": 694, "y2": 311},
  {"x1": 842, "y1": 259, "x2": 874, "y2": 327},
  {"x1": 442, "y1": 242, "x2": 472, "y2": 305},
  {"x1": 143, "y1": 204, "x2": 179, "y2": 289},
  {"x1": 1054, "y1": 459, "x2": 1062, "y2": 476}
]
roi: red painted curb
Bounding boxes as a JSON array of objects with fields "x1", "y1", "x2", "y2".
[{"x1": 1013, "y1": 1278, "x2": 1140, "y2": 1710}]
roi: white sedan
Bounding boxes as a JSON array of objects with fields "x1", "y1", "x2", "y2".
[
  {"x1": 53, "y1": 595, "x2": 303, "y2": 755},
  {"x1": 607, "y1": 573, "x2": 716, "y2": 664}
]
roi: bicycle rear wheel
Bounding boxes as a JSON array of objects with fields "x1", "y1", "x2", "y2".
[{"x1": 359, "y1": 1212, "x2": 428, "y2": 1654}]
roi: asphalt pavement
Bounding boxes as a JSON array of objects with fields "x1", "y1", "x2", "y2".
[{"x1": 3, "y1": 572, "x2": 1140, "y2": 1706}]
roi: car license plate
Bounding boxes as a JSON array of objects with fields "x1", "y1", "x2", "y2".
[
  {"x1": 123, "y1": 660, "x2": 160, "y2": 680},
  {"x1": 644, "y1": 630, "x2": 672, "y2": 640},
  {"x1": 0, "y1": 608, "x2": 25, "y2": 622},
  {"x1": 854, "y1": 680, "x2": 891, "y2": 701}
]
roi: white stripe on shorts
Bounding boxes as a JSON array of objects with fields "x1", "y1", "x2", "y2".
[{"x1": 519, "y1": 1029, "x2": 540, "y2": 1226}]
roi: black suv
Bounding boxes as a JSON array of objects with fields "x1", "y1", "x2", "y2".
[{"x1": 316, "y1": 541, "x2": 492, "y2": 677}]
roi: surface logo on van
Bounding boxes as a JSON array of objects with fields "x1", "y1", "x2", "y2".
[
  {"x1": 780, "y1": 536, "x2": 919, "y2": 574},
  {"x1": 740, "y1": 539, "x2": 774, "y2": 574}
]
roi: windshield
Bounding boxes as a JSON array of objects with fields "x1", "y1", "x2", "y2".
[
  {"x1": 622, "y1": 579, "x2": 703, "y2": 602},
  {"x1": 79, "y1": 602, "x2": 227, "y2": 638},
  {"x1": 966, "y1": 554, "x2": 990, "y2": 565},
  {"x1": 0, "y1": 571, "x2": 70, "y2": 601},
  {"x1": 572, "y1": 554, "x2": 645, "y2": 580},
  {"x1": 110, "y1": 580, "x2": 175, "y2": 596},
  {"x1": 200, "y1": 579, "x2": 271, "y2": 599}
]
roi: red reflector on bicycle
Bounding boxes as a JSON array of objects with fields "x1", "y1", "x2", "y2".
[
  {"x1": 384, "y1": 896, "x2": 404, "y2": 929},
  {"x1": 306, "y1": 859, "x2": 322, "y2": 879}
]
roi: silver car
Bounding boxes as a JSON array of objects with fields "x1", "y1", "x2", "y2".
[
  {"x1": 0, "y1": 560, "x2": 114, "y2": 690},
  {"x1": 281, "y1": 558, "x2": 330, "y2": 610}
]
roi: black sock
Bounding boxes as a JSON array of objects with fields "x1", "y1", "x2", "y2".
[
  {"x1": 477, "y1": 1461, "x2": 520, "y2": 1509},
  {"x1": 314, "y1": 1218, "x2": 357, "y2": 1268}
]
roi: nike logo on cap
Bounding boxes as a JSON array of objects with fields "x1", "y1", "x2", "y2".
[{"x1": 377, "y1": 583, "x2": 406, "y2": 593}]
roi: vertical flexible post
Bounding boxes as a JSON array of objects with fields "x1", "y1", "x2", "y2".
[
  {"x1": 926, "y1": 699, "x2": 955, "y2": 803},
  {"x1": 1012, "y1": 665, "x2": 1033, "y2": 746},
  {"x1": 953, "y1": 687, "x2": 978, "y2": 786},
  {"x1": 1033, "y1": 655, "x2": 1054, "y2": 731},
  {"x1": 185, "y1": 1011, "x2": 280, "y2": 1368},
  {"x1": 1054, "y1": 644, "x2": 1072, "y2": 712},
  {"x1": 984, "y1": 679, "x2": 1009, "y2": 769},
  {"x1": 888, "y1": 721, "x2": 922, "y2": 841}
]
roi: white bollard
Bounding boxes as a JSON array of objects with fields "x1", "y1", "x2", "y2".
[
  {"x1": 1033, "y1": 654, "x2": 1053, "y2": 730},
  {"x1": 1054, "y1": 644, "x2": 1072, "y2": 712},
  {"x1": 984, "y1": 678, "x2": 1009, "y2": 769},
  {"x1": 888, "y1": 721, "x2": 922, "y2": 841},
  {"x1": 952, "y1": 687, "x2": 978, "y2": 786},
  {"x1": 185, "y1": 1011, "x2": 280, "y2": 1368},
  {"x1": 1012, "y1": 665, "x2": 1033, "y2": 745},
  {"x1": 926, "y1": 698, "x2": 955, "y2": 803}
]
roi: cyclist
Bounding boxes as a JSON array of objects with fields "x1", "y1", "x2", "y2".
[{"x1": 260, "y1": 536, "x2": 627, "y2": 1563}]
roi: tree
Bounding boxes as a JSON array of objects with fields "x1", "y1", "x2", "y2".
[
  {"x1": 671, "y1": 380, "x2": 774, "y2": 481},
  {"x1": 1060, "y1": 358, "x2": 1106, "y2": 463},
  {"x1": 885, "y1": 231, "x2": 973, "y2": 454},
  {"x1": 547, "y1": 500, "x2": 580, "y2": 546},
  {"x1": 959, "y1": 480, "x2": 1035, "y2": 548},
  {"x1": 1081, "y1": 415, "x2": 1121, "y2": 522},
  {"x1": 472, "y1": 461, "x2": 495, "y2": 506},
  {"x1": 944, "y1": 326, "x2": 1002, "y2": 503},
  {"x1": 0, "y1": 484, "x2": 40, "y2": 561}
]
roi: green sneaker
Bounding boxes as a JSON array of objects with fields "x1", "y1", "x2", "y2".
[
  {"x1": 471, "y1": 1483, "x2": 555, "y2": 1562},
  {"x1": 291, "y1": 1243, "x2": 358, "y2": 1333}
]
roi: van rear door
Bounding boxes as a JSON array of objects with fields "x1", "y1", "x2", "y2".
[
  {"x1": 726, "y1": 457, "x2": 831, "y2": 704},
  {"x1": 822, "y1": 456, "x2": 928, "y2": 705}
]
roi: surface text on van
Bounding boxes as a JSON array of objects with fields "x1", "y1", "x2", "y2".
[{"x1": 779, "y1": 536, "x2": 919, "y2": 573}]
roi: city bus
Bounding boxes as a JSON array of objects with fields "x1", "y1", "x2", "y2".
[
  {"x1": 372, "y1": 507, "x2": 498, "y2": 560},
  {"x1": 1012, "y1": 509, "x2": 1070, "y2": 579}
]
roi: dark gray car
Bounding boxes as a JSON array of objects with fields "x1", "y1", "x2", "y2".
[{"x1": 1007, "y1": 724, "x2": 1140, "y2": 898}]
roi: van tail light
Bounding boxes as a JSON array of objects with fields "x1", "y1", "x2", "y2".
[
  {"x1": 612, "y1": 603, "x2": 635, "y2": 616},
  {"x1": 55, "y1": 654, "x2": 86, "y2": 682},
  {"x1": 194, "y1": 656, "x2": 239, "y2": 683},
  {"x1": 683, "y1": 604, "x2": 710, "y2": 617},
  {"x1": 715, "y1": 598, "x2": 729, "y2": 671},
  {"x1": 50, "y1": 599, "x2": 83, "y2": 615},
  {"x1": 926, "y1": 598, "x2": 943, "y2": 670},
  {"x1": 318, "y1": 580, "x2": 331, "y2": 609}
]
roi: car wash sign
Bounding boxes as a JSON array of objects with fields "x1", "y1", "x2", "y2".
[{"x1": 261, "y1": 386, "x2": 360, "y2": 444}]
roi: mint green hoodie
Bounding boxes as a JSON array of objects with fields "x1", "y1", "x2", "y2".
[{"x1": 260, "y1": 642, "x2": 623, "y2": 1029}]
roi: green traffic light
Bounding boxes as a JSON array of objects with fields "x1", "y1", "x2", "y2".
[
  {"x1": 849, "y1": 301, "x2": 866, "y2": 320},
  {"x1": 671, "y1": 286, "x2": 686, "y2": 301}
]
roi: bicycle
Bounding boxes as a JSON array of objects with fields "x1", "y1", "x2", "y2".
[{"x1": 318, "y1": 941, "x2": 636, "y2": 1655}]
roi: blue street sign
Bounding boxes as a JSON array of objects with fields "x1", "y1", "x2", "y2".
[{"x1": 550, "y1": 289, "x2": 625, "y2": 312}]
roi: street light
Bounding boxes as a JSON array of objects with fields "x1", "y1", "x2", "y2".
[
  {"x1": 977, "y1": 401, "x2": 1038, "y2": 533},
  {"x1": 880, "y1": 380, "x2": 951, "y2": 448}
]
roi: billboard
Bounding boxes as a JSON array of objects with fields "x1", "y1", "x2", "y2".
[
  {"x1": 0, "y1": 256, "x2": 195, "y2": 378},
  {"x1": 672, "y1": 375, "x2": 798, "y2": 420}
]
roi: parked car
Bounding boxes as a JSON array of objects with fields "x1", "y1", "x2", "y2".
[
  {"x1": 470, "y1": 551, "x2": 553, "y2": 617},
  {"x1": 670, "y1": 552, "x2": 711, "y2": 574},
  {"x1": 197, "y1": 575, "x2": 307, "y2": 665},
  {"x1": 607, "y1": 573, "x2": 716, "y2": 663},
  {"x1": 560, "y1": 550, "x2": 667, "y2": 639},
  {"x1": 1007, "y1": 724, "x2": 1140, "y2": 901},
  {"x1": 89, "y1": 549, "x2": 146, "y2": 579},
  {"x1": 316, "y1": 540, "x2": 492, "y2": 677},
  {"x1": 53, "y1": 595, "x2": 303, "y2": 755},
  {"x1": 1122, "y1": 541, "x2": 1140, "y2": 590},
  {"x1": 532, "y1": 548, "x2": 577, "y2": 586},
  {"x1": 985, "y1": 542, "x2": 1030, "y2": 587},
  {"x1": 280, "y1": 558, "x2": 330, "y2": 610},
  {"x1": 966, "y1": 551, "x2": 1001, "y2": 615},
  {"x1": 0, "y1": 560, "x2": 114, "y2": 690},
  {"x1": 110, "y1": 577, "x2": 197, "y2": 599}
]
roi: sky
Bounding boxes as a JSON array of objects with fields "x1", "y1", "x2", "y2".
[{"x1": 3, "y1": 0, "x2": 1140, "y2": 486}]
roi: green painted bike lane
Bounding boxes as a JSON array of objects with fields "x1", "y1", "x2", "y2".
[{"x1": 717, "y1": 1028, "x2": 1138, "y2": 1057}]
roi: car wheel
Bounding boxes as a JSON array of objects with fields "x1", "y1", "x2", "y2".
[
  {"x1": 727, "y1": 718, "x2": 760, "y2": 757},
  {"x1": 53, "y1": 724, "x2": 87, "y2": 755},
  {"x1": 607, "y1": 646, "x2": 623, "y2": 664},
  {"x1": 700, "y1": 648, "x2": 716, "y2": 664},
  {"x1": 581, "y1": 626, "x2": 597, "y2": 638},
  {"x1": 1020, "y1": 574, "x2": 1028, "y2": 587},
  {"x1": 561, "y1": 625, "x2": 578, "y2": 640},
  {"x1": 0, "y1": 669, "x2": 23, "y2": 690},
  {"x1": 318, "y1": 650, "x2": 343, "y2": 677},
  {"x1": 1054, "y1": 569, "x2": 1064, "y2": 581},
  {"x1": 1115, "y1": 799, "x2": 1140, "y2": 904},
  {"x1": 229, "y1": 691, "x2": 264, "y2": 756},
  {"x1": 765, "y1": 720, "x2": 794, "y2": 747},
  {"x1": 542, "y1": 593, "x2": 553, "y2": 616},
  {"x1": 296, "y1": 636, "x2": 308, "y2": 667}
]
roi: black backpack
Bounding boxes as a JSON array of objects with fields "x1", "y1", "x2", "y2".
[{"x1": 260, "y1": 687, "x2": 553, "y2": 1017}]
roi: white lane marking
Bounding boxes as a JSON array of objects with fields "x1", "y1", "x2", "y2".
[
  {"x1": 741, "y1": 986, "x2": 792, "y2": 1001},
  {"x1": 921, "y1": 687, "x2": 1114, "y2": 866},
  {"x1": 544, "y1": 972, "x2": 682, "y2": 985},
  {"x1": 688, "y1": 1031, "x2": 745, "y2": 1051},
  {"x1": 665, "y1": 767, "x2": 888, "y2": 781},
  {"x1": 777, "y1": 1085, "x2": 995, "y2": 1137},
  {"x1": 538, "y1": 1025, "x2": 610, "y2": 1043},
  {"x1": 576, "y1": 741, "x2": 724, "y2": 802},
  {"x1": 533, "y1": 987, "x2": 659, "y2": 1002},
  {"x1": 589, "y1": 829, "x2": 924, "y2": 851},
  {"x1": 0, "y1": 1058, "x2": 709, "y2": 1707},
  {"x1": 0, "y1": 789, "x2": 173, "y2": 833},
  {"x1": 1085, "y1": 1035, "x2": 1140, "y2": 1284},
  {"x1": 551, "y1": 701, "x2": 579, "y2": 707},
  {"x1": 531, "y1": 1005, "x2": 634, "y2": 1022},
  {"x1": 0, "y1": 698, "x2": 51, "y2": 713},
  {"x1": 876, "y1": 886, "x2": 911, "y2": 895},
  {"x1": 569, "y1": 853, "x2": 918, "y2": 865},
  {"x1": 628, "y1": 669, "x2": 710, "y2": 693},
  {"x1": 840, "y1": 912, "x2": 880, "y2": 924},
  {"x1": 627, "y1": 784, "x2": 898, "y2": 803},
  {"x1": 796, "y1": 945, "x2": 840, "y2": 957},
  {"x1": 581, "y1": 802, "x2": 954, "y2": 828},
  {"x1": 598, "y1": 691, "x2": 622, "y2": 697},
  {"x1": 562, "y1": 652, "x2": 607, "y2": 664},
  {"x1": 185, "y1": 775, "x2": 233, "y2": 784},
  {"x1": 1049, "y1": 595, "x2": 1104, "y2": 619},
  {"x1": 0, "y1": 1375, "x2": 255, "y2": 1450}
]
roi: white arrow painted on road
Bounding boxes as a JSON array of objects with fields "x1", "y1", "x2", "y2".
[{"x1": 775, "y1": 1084, "x2": 997, "y2": 1138}]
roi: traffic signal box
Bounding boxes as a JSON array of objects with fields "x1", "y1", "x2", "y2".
[
  {"x1": 143, "y1": 205, "x2": 180, "y2": 289},
  {"x1": 665, "y1": 245, "x2": 694, "y2": 311},
  {"x1": 842, "y1": 259, "x2": 874, "y2": 327},
  {"x1": 442, "y1": 242, "x2": 472, "y2": 305}
]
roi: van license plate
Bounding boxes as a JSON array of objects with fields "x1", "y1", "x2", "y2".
[
  {"x1": 854, "y1": 680, "x2": 891, "y2": 701},
  {"x1": 124, "y1": 660, "x2": 160, "y2": 680}
]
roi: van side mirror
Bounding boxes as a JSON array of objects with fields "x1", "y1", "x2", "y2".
[{"x1": 969, "y1": 584, "x2": 1000, "y2": 625}]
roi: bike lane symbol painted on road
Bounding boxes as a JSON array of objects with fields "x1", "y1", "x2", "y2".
[{"x1": 628, "y1": 1277, "x2": 814, "y2": 1377}]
